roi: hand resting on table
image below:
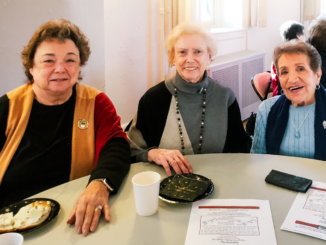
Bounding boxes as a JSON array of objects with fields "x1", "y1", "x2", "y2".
[
  {"x1": 148, "y1": 148, "x2": 193, "y2": 176},
  {"x1": 66, "y1": 181, "x2": 110, "y2": 236}
]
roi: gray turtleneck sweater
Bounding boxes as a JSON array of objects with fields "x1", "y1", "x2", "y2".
[{"x1": 126, "y1": 71, "x2": 248, "y2": 162}]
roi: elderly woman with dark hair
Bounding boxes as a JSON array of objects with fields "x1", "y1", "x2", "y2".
[
  {"x1": 126, "y1": 22, "x2": 248, "y2": 176},
  {"x1": 308, "y1": 17, "x2": 326, "y2": 87},
  {"x1": 251, "y1": 40, "x2": 326, "y2": 160},
  {"x1": 0, "y1": 19, "x2": 130, "y2": 236},
  {"x1": 271, "y1": 21, "x2": 306, "y2": 97}
]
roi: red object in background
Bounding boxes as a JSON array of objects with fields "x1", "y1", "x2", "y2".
[{"x1": 271, "y1": 63, "x2": 279, "y2": 97}]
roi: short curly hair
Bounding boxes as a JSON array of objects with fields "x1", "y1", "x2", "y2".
[
  {"x1": 273, "y1": 40, "x2": 321, "y2": 76},
  {"x1": 22, "y1": 19, "x2": 91, "y2": 82},
  {"x1": 165, "y1": 22, "x2": 217, "y2": 66}
]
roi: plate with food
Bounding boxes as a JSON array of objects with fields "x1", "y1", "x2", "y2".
[
  {"x1": 0, "y1": 198, "x2": 60, "y2": 234},
  {"x1": 159, "y1": 173, "x2": 214, "y2": 204}
]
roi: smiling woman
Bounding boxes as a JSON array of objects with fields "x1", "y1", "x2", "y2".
[
  {"x1": 277, "y1": 53, "x2": 320, "y2": 107},
  {"x1": 0, "y1": 19, "x2": 130, "y2": 236},
  {"x1": 251, "y1": 40, "x2": 326, "y2": 161},
  {"x1": 125, "y1": 22, "x2": 248, "y2": 176},
  {"x1": 173, "y1": 34, "x2": 211, "y2": 84},
  {"x1": 29, "y1": 39, "x2": 81, "y2": 105}
]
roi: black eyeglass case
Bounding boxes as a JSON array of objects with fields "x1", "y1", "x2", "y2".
[{"x1": 265, "y1": 169, "x2": 312, "y2": 193}]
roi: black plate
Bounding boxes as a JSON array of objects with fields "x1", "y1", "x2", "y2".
[
  {"x1": 159, "y1": 173, "x2": 214, "y2": 204},
  {"x1": 0, "y1": 198, "x2": 60, "y2": 234}
]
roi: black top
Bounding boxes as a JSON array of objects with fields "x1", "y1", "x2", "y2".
[
  {"x1": 0, "y1": 94, "x2": 74, "y2": 208},
  {"x1": 0, "y1": 86, "x2": 130, "y2": 208}
]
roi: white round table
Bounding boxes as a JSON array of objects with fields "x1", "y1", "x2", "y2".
[{"x1": 22, "y1": 154, "x2": 326, "y2": 244}]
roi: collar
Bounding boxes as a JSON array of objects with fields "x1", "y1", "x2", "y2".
[{"x1": 166, "y1": 71, "x2": 210, "y2": 95}]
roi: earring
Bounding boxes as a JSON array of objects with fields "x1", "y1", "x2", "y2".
[{"x1": 316, "y1": 84, "x2": 321, "y2": 90}]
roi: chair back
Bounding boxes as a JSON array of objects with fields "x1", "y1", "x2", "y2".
[{"x1": 251, "y1": 72, "x2": 272, "y2": 101}]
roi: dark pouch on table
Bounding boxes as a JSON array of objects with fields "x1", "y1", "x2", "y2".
[{"x1": 265, "y1": 169, "x2": 312, "y2": 193}]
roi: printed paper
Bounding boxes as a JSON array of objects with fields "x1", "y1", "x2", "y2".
[
  {"x1": 185, "y1": 199, "x2": 277, "y2": 245},
  {"x1": 281, "y1": 181, "x2": 326, "y2": 240}
]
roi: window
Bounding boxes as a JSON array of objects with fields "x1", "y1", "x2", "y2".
[
  {"x1": 198, "y1": 0, "x2": 243, "y2": 29},
  {"x1": 199, "y1": 0, "x2": 215, "y2": 24},
  {"x1": 321, "y1": 0, "x2": 326, "y2": 15}
]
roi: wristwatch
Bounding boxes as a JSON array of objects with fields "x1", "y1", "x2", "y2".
[{"x1": 91, "y1": 178, "x2": 114, "y2": 192}]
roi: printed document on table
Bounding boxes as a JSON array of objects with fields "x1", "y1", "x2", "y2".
[
  {"x1": 281, "y1": 181, "x2": 326, "y2": 240},
  {"x1": 185, "y1": 199, "x2": 277, "y2": 245}
]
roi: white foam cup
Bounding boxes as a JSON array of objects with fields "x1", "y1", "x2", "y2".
[
  {"x1": 132, "y1": 171, "x2": 161, "y2": 216},
  {"x1": 0, "y1": 232, "x2": 24, "y2": 245}
]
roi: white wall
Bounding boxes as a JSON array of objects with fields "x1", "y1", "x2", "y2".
[
  {"x1": 247, "y1": 0, "x2": 301, "y2": 71},
  {"x1": 104, "y1": 0, "x2": 161, "y2": 124},
  {"x1": 0, "y1": 0, "x2": 105, "y2": 95},
  {"x1": 0, "y1": 0, "x2": 302, "y2": 124},
  {"x1": 213, "y1": 30, "x2": 247, "y2": 57},
  {"x1": 0, "y1": 0, "x2": 162, "y2": 124}
]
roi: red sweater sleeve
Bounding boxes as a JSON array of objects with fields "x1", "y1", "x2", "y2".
[{"x1": 94, "y1": 93, "x2": 127, "y2": 163}]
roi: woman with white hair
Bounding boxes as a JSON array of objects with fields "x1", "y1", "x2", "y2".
[{"x1": 126, "y1": 22, "x2": 248, "y2": 176}]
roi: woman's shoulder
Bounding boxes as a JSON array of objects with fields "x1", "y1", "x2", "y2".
[
  {"x1": 208, "y1": 77, "x2": 233, "y2": 94},
  {"x1": 258, "y1": 96, "x2": 280, "y2": 114},
  {"x1": 6, "y1": 84, "x2": 32, "y2": 100},
  {"x1": 76, "y1": 83, "x2": 101, "y2": 99},
  {"x1": 207, "y1": 76, "x2": 236, "y2": 106},
  {"x1": 140, "y1": 81, "x2": 171, "y2": 103},
  {"x1": 0, "y1": 94, "x2": 9, "y2": 105}
]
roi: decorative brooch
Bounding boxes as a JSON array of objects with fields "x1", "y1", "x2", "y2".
[{"x1": 77, "y1": 119, "x2": 89, "y2": 129}]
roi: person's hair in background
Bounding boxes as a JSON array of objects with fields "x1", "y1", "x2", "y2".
[
  {"x1": 273, "y1": 40, "x2": 321, "y2": 77},
  {"x1": 21, "y1": 19, "x2": 91, "y2": 83},
  {"x1": 307, "y1": 15, "x2": 326, "y2": 88},
  {"x1": 279, "y1": 20, "x2": 305, "y2": 41},
  {"x1": 165, "y1": 22, "x2": 217, "y2": 66},
  {"x1": 308, "y1": 17, "x2": 326, "y2": 51}
]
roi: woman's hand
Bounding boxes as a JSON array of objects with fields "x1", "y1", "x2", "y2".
[
  {"x1": 148, "y1": 149, "x2": 193, "y2": 176},
  {"x1": 67, "y1": 181, "x2": 110, "y2": 236}
]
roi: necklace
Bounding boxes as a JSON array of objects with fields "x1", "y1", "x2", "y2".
[
  {"x1": 174, "y1": 86, "x2": 207, "y2": 155},
  {"x1": 291, "y1": 104, "x2": 314, "y2": 139}
]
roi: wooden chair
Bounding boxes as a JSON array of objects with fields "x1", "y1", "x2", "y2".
[{"x1": 251, "y1": 71, "x2": 272, "y2": 101}]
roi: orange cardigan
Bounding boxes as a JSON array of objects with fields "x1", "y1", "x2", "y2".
[{"x1": 0, "y1": 83, "x2": 100, "y2": 183}]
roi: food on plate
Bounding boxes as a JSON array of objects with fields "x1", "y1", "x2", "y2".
[{"x1": 0, "y1": 201, "x2": 51, "y2": 233}]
